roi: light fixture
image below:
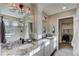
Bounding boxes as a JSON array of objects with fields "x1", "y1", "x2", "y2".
[
  {"x1": 9, "y1": 3, "x2": 31, "y2": 14},
  {"x1": 9, "y1": 3, "x2": 17, "y2": 12},
  {"x1": 62, "y1": 6, "x2": 67, "y2": 9}
]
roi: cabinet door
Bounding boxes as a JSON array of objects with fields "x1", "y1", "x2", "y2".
[
  {"x1": 44, "y1": 43, "x2": 50, "y2": 56},
  {"x1": 53, "y1": 38, "x2": 57, "y2": 49},
  {"x1": 50, "y1": 40, "x2": 54, "y2": 54}
]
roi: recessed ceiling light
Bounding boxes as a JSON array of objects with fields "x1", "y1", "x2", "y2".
[{"x1": 62, "y1": 6, "x2": 67, "y2": 9}]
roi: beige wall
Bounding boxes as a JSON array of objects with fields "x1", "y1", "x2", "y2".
[
  {"x1": 48, "y1": 9, "x2": 76, "y2": 43},
  {"x1": 48, "y1": 9, "x2": 76, "y2": 34}
]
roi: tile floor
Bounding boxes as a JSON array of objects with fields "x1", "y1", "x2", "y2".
[{"x1": 54, "y1": 43, "x2": 73, "y2": 56}]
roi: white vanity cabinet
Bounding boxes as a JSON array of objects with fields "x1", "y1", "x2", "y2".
[
  {"x1": 50, "y1": 39, "x2": 54, "y2": 55},
  {"x1": 50, "y1": 37, "x2": 57, "y2": 55},
  {"x1": 44, "y1": 41, "x2": 51, "y2": 56},
  {"x1": 27, "y1": 37, "x2": 57, "y2": 56},
  {"x1": 53, "y1": 37, "x2": 57, "y2": 49},
  {"x1": 44, "y1": 44, "x2": 50, "y2": 56}
]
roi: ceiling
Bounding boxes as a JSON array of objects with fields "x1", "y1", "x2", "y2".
[
  {"x1": 40, "y1": 3, "x2": 78, "y2": 15},
  {"x1": 0, "y1": 3, "x2": 78, "y2": 18}
]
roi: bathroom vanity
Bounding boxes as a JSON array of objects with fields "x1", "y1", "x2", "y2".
[{"x1": 1, "y1": 36, "x2": 57, "y2": 56}]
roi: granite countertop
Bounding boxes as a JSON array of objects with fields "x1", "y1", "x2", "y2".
[{"x1": 1, "y1": 37, "x2": 55, "y2": 56}]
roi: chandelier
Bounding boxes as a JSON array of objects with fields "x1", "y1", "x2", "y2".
[{"x1": 8, "y1": 3, "x2": 31, "y2": 14}]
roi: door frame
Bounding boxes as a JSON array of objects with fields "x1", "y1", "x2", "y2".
[{"x1": 57, "y1": 15, "x2": 75, "y2": 50}]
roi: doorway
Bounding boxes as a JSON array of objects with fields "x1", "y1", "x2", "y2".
[{"x1": 58, "y1": 17, "x2": 73, "y2": 49}]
